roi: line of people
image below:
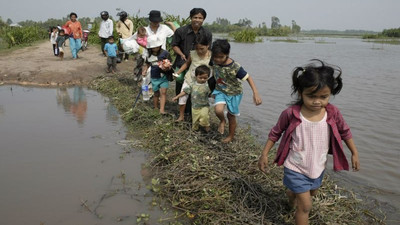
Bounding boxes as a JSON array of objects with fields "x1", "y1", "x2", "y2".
[{"x1": 50, "y1": 8, "x2": 360, "y2": 225}]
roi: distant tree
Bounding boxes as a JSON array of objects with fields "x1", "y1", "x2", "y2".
[
  {"x1": 6, "y1": 18, "x2": 13, "y2": 25},
  {"x1": 271, "y1": 16, "x2": 281, "y2": 29},
  {"x1": 236, "y1": 18, "x2": 252, "y2": 27},
  {"x1": 216, "y1": 17, "x2": 230, "y2": 26},
  {"x1": 291, "y1": 20, "x2": 301, "y2": 33}
]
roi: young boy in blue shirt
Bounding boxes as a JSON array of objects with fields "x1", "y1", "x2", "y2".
[{"x1": 104, "y1": 36, "x2": 118, "y2": 73}]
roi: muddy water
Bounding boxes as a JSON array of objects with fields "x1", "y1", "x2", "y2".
[
  {"x1": 0, "y1": 86, "x2": 167, "y2": 225},
  {"x1": 230, "y1": 37, "x2": 400, "y2": 221}
]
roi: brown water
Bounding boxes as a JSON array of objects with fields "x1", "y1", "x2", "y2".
[
  {"x1": 0, "y1": 86, "x2": 169, "y2": 225},
  {"x1": 229, "y1": 37, "x2": 400, "y2": 221}
]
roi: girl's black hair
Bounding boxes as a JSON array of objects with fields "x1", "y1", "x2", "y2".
[
  {"x1": 195, "y1": 34, "x2": 210, "y2": 46},
  {"x1": 190, "y1": 8, "x2": 207, "y2": 19},
  {"x1": 291, "y1": 59, "x2": 343, "y2": 105},
  {"x1": 211, "y1": 39, "x2": 230, "y2": 58},
  {"x1": 195, "y1": 65, "x2": 210, "y2": 76},
  {"x1": 70, "y1": 12, "x2": 78, "y2": 18}
]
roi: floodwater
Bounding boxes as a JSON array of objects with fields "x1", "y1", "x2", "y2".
[
  {"x1": 0, "y1": 86, "x2": 168, "y2": 225},
  {"x1": 230, "y1": 37, "x2": 400, "y2": 221},
  {"x1": 0, "y1": 37, "x2": 399, "y2": 224}
]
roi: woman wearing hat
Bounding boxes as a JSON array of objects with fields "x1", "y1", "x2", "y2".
[{"x1": 131, "y1": 10, "x2": 176, "y2": 51}]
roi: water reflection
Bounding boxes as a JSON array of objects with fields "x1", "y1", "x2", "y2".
[{"x1": 56, "y1": 86, "x2": 87, "y2": 124}]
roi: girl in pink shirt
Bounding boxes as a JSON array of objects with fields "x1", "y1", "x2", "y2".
[{"x1": 258, "y1": 59, "x2": 360, "y2": 225}]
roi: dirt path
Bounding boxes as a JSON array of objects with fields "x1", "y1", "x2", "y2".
[{"x1": 0, "y1": 41, "x2": 134, "y2": 86}]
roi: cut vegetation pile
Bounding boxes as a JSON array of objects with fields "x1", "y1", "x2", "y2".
[{"x1": 89, "y1": 74, "x2": 385, "y2": 224}]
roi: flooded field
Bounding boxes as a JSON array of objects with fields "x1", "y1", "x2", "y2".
[{"x1": 0, "y1": 86, "x2": 169, "y2": 225}]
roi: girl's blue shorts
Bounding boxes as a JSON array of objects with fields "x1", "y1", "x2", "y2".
[
  {"x1": 283, "y1": 167, "x2": 324, "y2": 194},
  {"x1": 212, "y1": 89, "x2": 242, "y2": 116}
]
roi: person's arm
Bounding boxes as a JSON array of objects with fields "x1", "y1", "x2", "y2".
[
  {"x1": 172, "y1": 46, "x2": 187, "y2": 62},
  {"x1": 175, "y1": 56, "x2": 191, "y2": 74},
  {"x1": 246, "y1": 75, "x2": 262, "y2": 105},
  {"x1": 164, "y1": 21, "x2": 177, "y2": 32},
  {"x1": 109, "y1": 20, "x2": 114, "y2": 37},
  {"x1": 129, "y1": 20, "x2": 134, "y2": 35},
  {"x1": 344, "y1": 138, "x2": 360, "y2": 171},
  {"x1": 116, "y1": 21, "x2": 121, "y2": 35},
  {"x1": 258, "y1": 139, "x2": 276, "y2": 173},
  {"x1": 172, "y1": 91, "x2": 187, "y2": 101}
]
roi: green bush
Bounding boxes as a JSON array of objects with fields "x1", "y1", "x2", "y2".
[
  {"x1": 231, "y1": 29, "x2": 257, "y2": 43},
  {"x1": 0, "y1": 26, "x2": 47, "y2": 48}
]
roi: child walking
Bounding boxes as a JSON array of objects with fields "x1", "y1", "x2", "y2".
[
  {"x1": 258, "y1": 60, "x2": 360, "y2": 225},
  {"x1": 50, "y1": 26, "x2": 59, "y2": 56},
  {"x1": 172, "y1": 65, "x2": 211, "y2": 132},
  {"x1": 174, "y1": 35, "x2": 212, "y2": 122},
  {"x1": 55, "y1": 29, "x2": 66, "y2": 60},
  {"x1": 211, "y1": 39, "x2": 262, "y2": 143},
  {"x1": 143, "y1": 36, "x2": 173, "y2": 114},
  {"x1": 104, "y1": 36, "x2": 118, "y2": 73}
]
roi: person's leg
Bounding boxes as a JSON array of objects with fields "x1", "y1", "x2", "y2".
[
  {"x1": 75, "y1": 38, "x2": 81, "y2": 57},
  {"x1": 286, "y1": 189, "x2": 296, "y2": 209},
  {"x1": 69, "y1": 38, "x2": 77, "y2": 58},
  {"x1": 214, "y1": 104, "x2": 226, "y2": 134},
  {"x1": 106, "y1": 57, "x2": 112, "y2": 72},
  {"x1": 199, "y1": 107, "x2": 210, "y2": 132},
  {"x1": 223, "y1": 112, "x2": 237, "y2": 143},
  {"x1": 294, "y1": 191, "x2": 313, "y2": 225},
  {"x1": 159, "y1": 88, "x2": 167, "y2": 114},
  {"x1": 112, "y1": 57, "x2": 117, "y2": 73},
  {"x1": 176, "y1": 82, "x2": 189, "y2": 121},
  {"x1": 101, "y1": 38, "x2": 107, "y2": 56},
  {"x1": 153, "y1": 91, "x2": 160, "y2": 109}
]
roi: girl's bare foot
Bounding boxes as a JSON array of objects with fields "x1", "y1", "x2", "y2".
[
  {"x1": 218, "y1": 120, "x2": 226, "y2": 134},
  {"x1": 222, "y1": 136, "x2": 233, "y2": 143}
]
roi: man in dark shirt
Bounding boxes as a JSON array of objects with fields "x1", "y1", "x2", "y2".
[
  {"x1": 172, "y1": 8, "x2": 212, "y2": 86},
  {"x1": 172, "y1": 8, "x2": 212, "y2": 114}
]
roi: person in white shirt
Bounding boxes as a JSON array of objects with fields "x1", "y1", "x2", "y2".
[
  {"x1": 131, "y1": 10, "x2": 176, "y2": 52},
  {"x1": 98, "y1": 11, "x2": 114, "y2": 56}
]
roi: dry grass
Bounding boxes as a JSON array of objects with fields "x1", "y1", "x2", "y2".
[{"x1": 89, "y1": 73, "x2": 386, "y2": 225}]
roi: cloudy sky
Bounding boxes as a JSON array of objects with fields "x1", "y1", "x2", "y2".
[{"x1": 1, "y1": 0, "x2": 399, "y2": 31}]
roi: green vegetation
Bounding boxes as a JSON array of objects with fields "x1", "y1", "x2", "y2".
[
  {"x1": 361, "y1": 28, "x2": 400, "y2": 45},
  {"x1": 88, "y1": 73, "x2": 386, "y2": 225},
  {"x1": 0, "y1": 25, "x2": 47, "y2": 48},
  {"x1": 231, "y1": 29, "x2": 259, "y2": 43},
  {"x1": 205, "y1": 16, "x2": 299, "y2": 40}
]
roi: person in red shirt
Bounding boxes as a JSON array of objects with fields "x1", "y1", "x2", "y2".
[{"x1": 64, "y1": 12, "x2": 83, "y2": 59}]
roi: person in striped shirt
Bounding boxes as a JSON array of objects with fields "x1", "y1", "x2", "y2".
[{"x1": 258, "y1": 59, "x2": 360, "y2": 225}]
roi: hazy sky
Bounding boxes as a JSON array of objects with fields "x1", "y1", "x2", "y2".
[{"x1": 1, "y1": 0, "x2": 399, "y2": 31}]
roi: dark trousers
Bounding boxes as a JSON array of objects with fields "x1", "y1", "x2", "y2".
[
  {"x1": 100, "y1": 38, "x2": 108, "y2": 55},
  {"x1": 107, "y1": 56, "x2": 117, "y2": 71}
]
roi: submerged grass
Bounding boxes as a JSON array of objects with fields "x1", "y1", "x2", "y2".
[{"x1": 89, "y1": 74, "x2": 386, "y2": 224}]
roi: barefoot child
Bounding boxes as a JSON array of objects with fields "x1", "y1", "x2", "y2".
[
  {"x1": 258, "y1": 60, "x2": 360, "y2": 225},
  {"x1": 172, "y1": 65, "x2": 211, "y2": 131},
  {"x1": 55, "y1": 29, "x2": 66, "y2": 60},
  {"x1": 211, "y1": 39, "x2": 262, "y2": 143},
  {"x1": 174, "y1": 35, "x2": 212, "y2": 122},
  {"x1": 142, "y1": 36, "x2": 173, "y2": 114},
  {"x1": 104, "y1": 36, "x2": 118, "y2": 73}
]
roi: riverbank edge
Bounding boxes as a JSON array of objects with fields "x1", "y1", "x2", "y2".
[{"x1": 86, "y1": 73, "x2": 385, "y2": 224}]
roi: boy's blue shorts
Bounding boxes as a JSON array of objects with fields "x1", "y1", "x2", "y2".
[
  {"x1": 151, "y1": 76, "x2": 169, "y2": 92},
  {"x1": 212, "y1": 89, "x2": 242, "y2": 116},
  {"x1": 283, "y1": 167, "x2": 324, "y2": 194}
]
